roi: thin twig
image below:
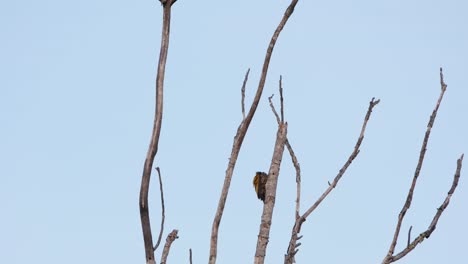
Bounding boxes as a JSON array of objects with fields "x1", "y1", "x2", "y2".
[
  {"x1": 161, "y1": 229, "x2": 179, "y2": 264},
  {"x1": 153, "y1": 167, "x2": 166, "y2": 251},
  {"x1": 268, "y1": 95, "x2": 281, "y2": 125},
  {"x1": 390, "y1": 154, "x2": 463, "y2": 263},
  {"x1": 241, "y1": 69, "x2": 250, "y2": 120},
  {"x1": 189, "y1": 248, "x2": 193, "y2": 264},
  {"x1": 209, "y1": 1, "x2": 299, "y2": 263},
  {"x1": 407, "y1": 226, "x2": 412, "y2": 248},
  {"x1": 284, "y1": 98, "x2": 380, "y2": 264},
  {"x1": 382, "y1": 68, "x2": 448, "y2": 263},
  {"x1": 279, "y1": 75, "x2": 284, "y2": 123},
  {"x1": 139, "y1": 1, "x2": 175, "y2": 263}
]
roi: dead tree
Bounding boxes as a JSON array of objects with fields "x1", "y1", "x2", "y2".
[{"x1": 136, "y1": 1, "x2": 463, "y2": 263}]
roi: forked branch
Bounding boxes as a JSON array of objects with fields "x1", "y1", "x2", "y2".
[
  {"x1": 390, "y1": 154, "x2": 463, "y2": 262},
  {"x1": 268, "y1": 79, "x2": 301, "y2": 219},
  {"x1": 382, "y1": 68, "x2": 463, "y2": 263},
  {"x1": 253, "y1": 78, "x2": 288, "y2": 264}
]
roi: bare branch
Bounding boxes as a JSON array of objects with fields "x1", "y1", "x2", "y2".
[
  {"x1": 241, "y1": 69, "x2": 250, "y2": 120},
  {"x1": 255, "y1": 123, "x2": 288, "y2": 264},
  {"x1": 284, "y1": 98, "x2": 380, "y2": 264},
  {"x1": 302, "y1": 98, "x2": 379, "y2": 219},
  {"x1": 209, "y1": 1, "x2": 299, "y2": 263},
  {"x1": 291, "y1": 146, "x2": 301, "y2": 220},
  {"x1": 153, "y1": 168, "x2": 166, "y2": 252},
  {"x1": 389, "y1": 154, "x2": 463, "y2": 263},
  {"x1": 139, "y1": 2, "x2": 175, "y2": 263},
  {"x1": 161, "y1": 229, "x2": 179, "y2": 264},
  {"x1": 382, "y1": 68, "x2": 448, "y2": 263}
]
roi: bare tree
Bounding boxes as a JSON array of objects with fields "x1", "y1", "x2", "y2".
[{"x1": 137, "y1": 1, "x2": 463, "y2": 263}]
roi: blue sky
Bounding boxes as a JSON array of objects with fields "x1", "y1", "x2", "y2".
[{"x1": 1, "y1": 0, "x2": 467, "y2": 263}]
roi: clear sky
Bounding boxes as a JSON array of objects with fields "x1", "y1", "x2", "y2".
[{"x1": 1, "y1": 0, "x2": 467, "y2": 263}]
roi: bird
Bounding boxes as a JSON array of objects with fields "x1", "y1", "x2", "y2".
[{"x1": 253, "y1": 171, "x2": 268, "y2": 202}]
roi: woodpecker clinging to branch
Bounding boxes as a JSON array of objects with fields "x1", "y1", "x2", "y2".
[{"x1": 253, "y1": 172, "x2": 268, "y2": 202}]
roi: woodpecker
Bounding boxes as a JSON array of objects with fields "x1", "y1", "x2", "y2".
[{"x1": 253, "y1": 171, "x2": 268, "y2": 202}]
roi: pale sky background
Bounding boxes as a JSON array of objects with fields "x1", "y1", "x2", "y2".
[{"x1": 1, "y1": 0, "x2": 467, "y2": 263}]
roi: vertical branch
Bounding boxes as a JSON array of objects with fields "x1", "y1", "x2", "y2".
[
  {"x1": 254, "y1": 78, "x2": 289, "y2": 264},
  {"x1": 382, "y1": 68, "x2": 448, "y2": 263},
  {"x1": 189, "y1": 248, "x2": 193, "y2": 264},
  {"x1": 283, "y1": 135, "x2": 302, "y2": 264},
  {"x1": 254, "y1": 123, "x2": 288, "y2": 264},
  {"x1": 407, "y1": 226, "x2": 413, "y2": 248},
  {"x1": 139, "y1": 1, "x2": 175, "y2": 263},
  {"x1": 208, "y1": 1, "x2": 299, "y2": 263}
]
